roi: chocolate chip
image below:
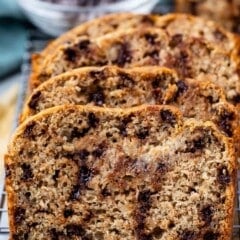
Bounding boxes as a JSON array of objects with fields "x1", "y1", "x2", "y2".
[
  {"x1": 203, "y1": 231, "x2": 219, "y2": 240},
  {"x1": 151, "y1": 227, "x2": 164, "y2": 238},
  {"x1": 23, "y1": 122, "x2": 36, "y2": 138},
  {"x1": 69, "y1": 184, "x2": 81, "y2": 200},
  {"x1": 168, "y1": 222, "x2": 175, "y2": 228},
  {"x1": 144, "y1": 33, "x2": 157, "y2": 44},
  {"x1": 138, "y1": 190, "x2": 151, "y2": 203},
  {"x1": 70, "y1": 126, "x2": 90, "y2": 139},
  {"x1": 88, "y1": 112, "x2": 99, "y2": 128},
  {"x1": 160, "y1": 109, "x2": 176, "y2": 125},
  {"x1": 118, "y1": 115, "x2": 133, "y2": 136},
  {"x1": 117, "y1": 72, "x2": 134, "y2": 89},
  {"x1": 14, "y1": 207, "x2": 25, "y2": 224},
  {"x1": 64, "y1": 48, "x2": 77, "y2": 62},
  {"x1": 207, "y1": 95, "x2": 219, "y2": 104},
  {"x1": 217, "y1": 166, "x2": 230, "y2": 186},
  {"x1": 188, "y1": 187, "x2": 196, "y2": 193},
  {"x1": 66, "y1": 224, "x2": 85, "y2": 237},
  {"x1": 144, "y1": 50, "x2": 159, "y2": 60},
  {"x1": 106, "y1": 132, "x2": 112, "y2": 138},
  {"x1": 193, "y1": 138, "x2": 205, "y2": 150},
  {"x1": 214, "y1": 29, "x2": 226, "y2": 41},
  {"x1": 139, "y1": 233, "x2": 152, "y2": 240},
  {"x1": 218, "y1": 110, "x2": 234, "y2": 137},
  {"x1": 185, "y1": 136, "x2": 206, "y2": 153},
  {"x1": 52, "y1": 169, "x2": 60, "y2": 181},
  {"x1": 80, "y1": 165, "x2": 93, "y2": 185},
  {"x1": 114, "y1": 43, "x2": 132, "y2": 67},
  {"x1": 173, "y1": 51, "x2": 192, "y2": 77},
  {"x1": 169, "y1": 34, "x2": 183, "y2": 48},
  {"x1": 12, "y1": 232, "x2": 29, "y2": 240},
  {"x1": 28, "y1": 222, "x2": 38, "y2": 228},
  {"x1": 64, "y1": 209, "x2": 74, "y2": 218},
  {"x1": 151, "y1": 74, "x2": 166, "y2": 89},
  {"x1": 157, "y1": 163, "x2": 167, "y2": 173},
  {"x1": 77, "y1": 149, "x2": 90, "y2": 161},
  {"x1": 49, "y1": 228, "x2": 64, "y2": 240},
  {"x1": 92, "y1": 146, "x2": 104, "y2": 158},
  {"x1": 78, "y1": 39, "x2": 90, "y2": 50},
  {"x1": 232, "y1": 17, "x2": 240, "y2": 33},
  {"x1": 25, "y1": 192, "x2": 31, "y2": 199},
  {"x1": 136, "y1": 128, "x2": 149, "y2": 139},
  {"x1": 101, "y1": 187, "x2": 111, "y2": 197},
  {"x1": 28, "y1": 91, "x2": 41, "y2": 110},
  {"x1": 200, "y1": 205, "x2": 213, "y2": 224},
  {"x1": 141, "y1": 15, "x2": 154, "y2": 25},
  {"x1": 88, "y1": 87, "x2": 105, "y2": 106},
  {"x1": 5, "y1": 165, "x2": 11, "y2": 177},
  {"x1": 180, "y1": 230, "x2": 196, "y2": 240},
  {"x1": 232, "y1": 93, "x2": 240, "y2": 104},
  {"x1": 21, "y1": 163, "x2": 33, "y2": 180},
  {"x1": 175, "y1": 80, "x2": 188, "y2": 98},
  {"x1": 118, "y1": 123, "x2": 127, "y2": 136},
  {"x1": 83, "y1": 211, "x2": 94, "y2": 222},
  {"x1": 151, "y1": 78, "x2": 161, "y2": 89}
]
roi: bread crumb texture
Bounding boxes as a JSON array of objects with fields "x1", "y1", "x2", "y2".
[{"x1": 5, "y1": 105, "x2": 236, "y2": 240}]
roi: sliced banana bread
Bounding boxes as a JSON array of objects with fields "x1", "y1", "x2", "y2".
[
  {"x1": 32, "y1": 13, "x2": 239, "y2": 90},
  {"x1": 175, "y1": 0, "x2": 240, "y2": 33},
  {"x1": 31, "y1": 13, "x2": 156, "y2": 90},
  {"x1": 153, "y1": 13, "x2": 239, "y2": 54},
  {"x1": 6, "y1": 105, "x2": 236, "y2": 239},
  {"x1": 37, "y1": 27, "x2": 240, "y2": 106},
  {"x1": 21, "y1": 66, "x2": 238, "y2": 142}
]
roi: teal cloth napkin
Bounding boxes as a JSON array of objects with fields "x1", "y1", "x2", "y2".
[{"x1": 0, "y1": 0, "x2": 27, "y2": 79}]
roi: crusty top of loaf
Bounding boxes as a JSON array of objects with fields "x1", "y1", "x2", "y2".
[
  {"x1": 40, "y1": 12, "x2": 237, "y2": 59},
  {"x1": 6, "y1": 105, "x2": 236, "y2": 239}
]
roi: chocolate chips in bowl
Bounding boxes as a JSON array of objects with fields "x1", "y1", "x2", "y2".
[{"x1": 18, "y1": 0, "x2": 159, "y2": 36}]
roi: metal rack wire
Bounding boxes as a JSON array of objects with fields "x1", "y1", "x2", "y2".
[{"x1": 0, "y1": 24, "x2": 240, "y2": 239}]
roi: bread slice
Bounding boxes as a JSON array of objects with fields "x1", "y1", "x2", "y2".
[
  {"x1": 152, "y1": 13, "x2": 240, "y2": 56},
  {"x1": 21, "y1": 66, "x2": 238, "y2": 141},
  {"x1": 5, "y1": 105, "x2": 236, "y2": 239},
  {"x1": 175, "y1": 0, "x2": 240, "y2": 33},
  {"x1": 37, "y1": 27, "x2": 240, "y2": 106},
  {"x1": 31, "y1": 13, "x2": 156, "y2": 90},
  {"x1": 31, "y1": 13, "x2": 239, "y2": 90}
]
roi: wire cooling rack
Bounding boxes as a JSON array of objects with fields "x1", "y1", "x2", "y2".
[{"x1": 0, "y1": 17, "x2": 240, "y2": 239}]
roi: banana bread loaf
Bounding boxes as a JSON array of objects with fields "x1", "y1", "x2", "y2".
[
  {"x1": 31, "y1": 13, "x2": 156, "y2": 90},
  {"x1": 175, "y1": 0, "x2": 240, "y2": 33},
  {"x1": 21, "y1": 66, "x2": 239, "y2": 142},
  {"x1": 36, "y1": 27, "x2": 240, "y2": 106},
  {"x1": 5, "y1": 105, "x2": 236, "y2": 239},
  {"x1": 32, "y1": 13, "x2": 239, "y2": 91}
]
